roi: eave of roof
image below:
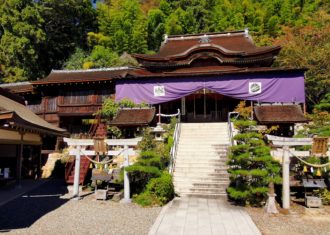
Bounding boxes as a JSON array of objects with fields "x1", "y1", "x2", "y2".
[
  {"x1": 0, "y1": 95, "x2": 68, "y2": 136},
  {"x1": 32, "y1": 67, "x2": 132, "y2": 85},
  {"x1": 126, "y1": 67, "x2": 307, "y2": 79},
  {"x1": 133, "y1": 45, "x2": 281, "y2": 62},
  {"x1": 110, "y1": 108, "x2": 155, "y2": 126},
  {"x1": 254, "y1": 104, "x2": 309, "y2": 124},
  {"x1": 0, "y1": 82, "x2": 33, "y2": 94}
]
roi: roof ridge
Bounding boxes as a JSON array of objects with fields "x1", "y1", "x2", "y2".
[
  {"x1": 166, "y1": 29, "x2": 246, "y2": 41},
  {"x1": 51, "y1": 67, "x2": 131, "y2": 73}
]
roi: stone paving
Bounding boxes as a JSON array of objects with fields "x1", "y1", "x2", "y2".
[{"x1": 149, "y1": 197, "x2": 261, "y2": 235}]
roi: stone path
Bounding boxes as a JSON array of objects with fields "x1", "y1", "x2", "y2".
[
  {"x1": 149, "y1": 197, "x2": 261, "y2": 235},
  {"x1": 0, "y1": 179, "x2": 47, "y2": 207}
]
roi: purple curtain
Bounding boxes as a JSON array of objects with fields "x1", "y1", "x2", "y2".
[{"x1": 115, "y1": 72, "x2": 305, "y2": 104}]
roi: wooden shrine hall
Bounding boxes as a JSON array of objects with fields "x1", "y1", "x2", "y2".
[{"x1": 0, "y1": 29, "x2": 307, "y2": 137}]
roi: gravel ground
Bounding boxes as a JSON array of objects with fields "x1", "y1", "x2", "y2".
[
  {"x1": 246, "y1": 202, "x2": 330, "y2": 235},
  {"x1": 0, "y1": 179, "x2": 161, "y2": 235}
]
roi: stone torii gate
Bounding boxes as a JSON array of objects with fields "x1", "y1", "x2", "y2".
[
  {"x1": 266, "y1": 135, "x2": 330, "y2": 209},
  {"x1": 64, "y1": 137, "x2": 141, "y2": 202}
]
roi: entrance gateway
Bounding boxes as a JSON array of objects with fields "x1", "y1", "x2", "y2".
[{"x1": 161, "y1": 90, "x2": 238, "y2": 122}]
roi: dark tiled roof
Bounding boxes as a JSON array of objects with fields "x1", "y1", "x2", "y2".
[
  {"x1": 0, "y1": 81, "x2": 33, "y2": 94},
  {"x1": 110, "y1": 108, "x2": 155, "y2": 126},
  {"x1": 127, "y1": 67, "x2": 306, "y2": 78},
  {"x1": 32, "y1": 67, "x2": 132, "y2": 85},
  {"x1": 133, "y1": 30, "x2": 281, "y2": 61},
  {"x1": 0, "y1": 93, "x2": 67, "y2": 136},
  {"x1": 254, "y1": 105, "x2": 308, "y2": 124}
]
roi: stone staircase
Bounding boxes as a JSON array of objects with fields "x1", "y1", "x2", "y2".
[{"x1": 173, "y1": 123, "x2": 230, "y2": 198}]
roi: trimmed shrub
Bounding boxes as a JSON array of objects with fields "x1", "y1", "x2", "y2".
[
  {"x1": 146, "y1": 173, "x2": 174, "y2": 205},
  {"x1": 133, "y1": 191, "x2": 159, "y2": 207},
  {"x1": 125, "y1": 165, "x2": 161, "y2": 194}
]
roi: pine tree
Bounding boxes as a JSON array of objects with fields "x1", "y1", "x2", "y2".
[{"x1": 227, "y1": 117, "x2": 281, "y2": 206}]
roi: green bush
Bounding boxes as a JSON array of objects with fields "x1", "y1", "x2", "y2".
[
  {"x1": 138, "y1": 129, "x2": 156, "y2": 151},
  {"x1": 146, "y1": 173, "x2": 174, "y2": 205},
  {"x1": 133, "y1": 191, "x2": 159, "y2": 207},
  {"x1": 134, "y1": 172, "x2": 174, "y2": 207},
  {"x1": 125, "y1": 165, "x2": 161, "y2": 194}
]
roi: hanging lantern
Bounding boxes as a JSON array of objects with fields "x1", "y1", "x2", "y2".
[
  {"x1": 303, "y1": 165, "x2": 308, "y2": 173},
  {"x1": 324, "y1": 167, "x2": 328, "y2": 172},
  {"x1": 89, "y1": 163, "x2": 94, "y2": 169},
  {"x1": 310, "y1": 167, "x2": 314, "y2": 173},
  {"x1": 316, "y1": 168, "x2": 322, "y2": 177}
]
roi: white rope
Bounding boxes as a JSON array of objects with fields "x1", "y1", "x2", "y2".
[
  {"x1": 156, "y1": 109, "x2": 180, "y2": 117},
  {"x1": 289, "y1": 150, "x2": 330, "y2": 168},
  {"x1": 84, "y1": 149, "x2": 125, "y2": 165},
  {"x1": 66, "y1": 148, "x2": 126, "y2": 165}
]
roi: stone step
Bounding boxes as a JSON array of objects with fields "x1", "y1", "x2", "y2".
[
  {"x1": 174, "y1": 171, "x2": 229, "y2": 177},
  {"x1": 174, "y1": 180, "x2": 230, "y2": 187},
  {"x1": 175, "y1": 187, "x2": 227, "y2": 194},
  {"x1": 176, "y1": 152, "x2": 228, "y2": 157},
  {"x1": 174, "y1": 184, "x2": 229, "y2": 191},
  {"x1": 175, "y1": 162, "x2": 227, "y2": 168},
  {"x1": 178, "y1": 192, "x2": 227, "y2": 199},
  {"x1": 177, "y1": 150, "x2": 228, "y2": 155},
  {"x1": 174, "y1": 169, "x2": 228, "y2": 174},
  {"x1": 175, "y1": 158, "x2": 227, "y2": 163},
  {"x1": 177, "y1": 144, "x2": 229, "y2": 148}
]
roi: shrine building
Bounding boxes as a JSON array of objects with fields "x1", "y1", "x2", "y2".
[{"x1": 1, "y1": 29, "x2": 307, "y2": 137}]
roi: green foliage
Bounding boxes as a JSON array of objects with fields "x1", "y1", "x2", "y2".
[
  {"x1": 125, "y1": 164, "x2": 162, "y2": 194},
  {"x1": 138, "y1": 129, "x2": 157, "y2": 151},
  {"x1": 227, "y1": 102, "x2": 281, "y2": 206},
  {"x1": 297, "y1": 109, "x2": 330, "y2": 137},
  {"x1": 145, "y1": 172, "x2": 174, "y2": 205},
  {"x1": 99, "y1": 98, "x2": 139, "y2": 119},
  {"x1": 275, "y1": 11, "x2": 330, "y2": 108},
  {"x1": 0, "y1": 0, "x2": 45, "y2": 82},
  {"x1": 133, "y1": 191, "x2": 159, "y2": 206},
  {"x1": 318, "y1": 188, "x2": 330, "y2": 205},
  {"x1": 315, "y1": 93, "x2": 330, "y2": 112},
  {"x1": 133, "y1": 172, "x2": 174, "y2": 207},
  {"x1": 0, "y1": 0, "x2": 96, "y2": 82},
  {"x1": 63, "y1": 48, "x2": 88, "y2": 70}
]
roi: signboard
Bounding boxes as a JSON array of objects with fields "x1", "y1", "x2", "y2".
[
  {"x1": 154, "y1": 85, "x2": 165, "y2": 97},
  {"x1": 249, "y1": 82, "x2": 262, "y2": 94}
]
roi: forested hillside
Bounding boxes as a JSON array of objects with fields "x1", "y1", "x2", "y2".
[{"x1": 0, "y1": 0, "x2": 329, "y2": 107}]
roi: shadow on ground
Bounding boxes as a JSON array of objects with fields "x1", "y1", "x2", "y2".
[{"x1": 0, "y1": 179, "x2": 69, "y2": 232}]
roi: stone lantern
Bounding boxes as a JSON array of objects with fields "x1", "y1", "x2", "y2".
[{"x1": 151, "y1": 123, "x2": 165, "y2": 141}]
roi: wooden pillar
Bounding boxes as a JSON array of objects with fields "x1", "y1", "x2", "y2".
[
  {"x1": 250, "y1": 101, "x2": 254, "y2": 120},
  {"x1": 17, "y1": 132, "x2": 24, "y2": 187},
  {"x1": 158, "y1": 104, "x2": 161, "y2": 123},
  {"x1": 282, "y1": 146, "x2": 290, "y2": 209}
]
